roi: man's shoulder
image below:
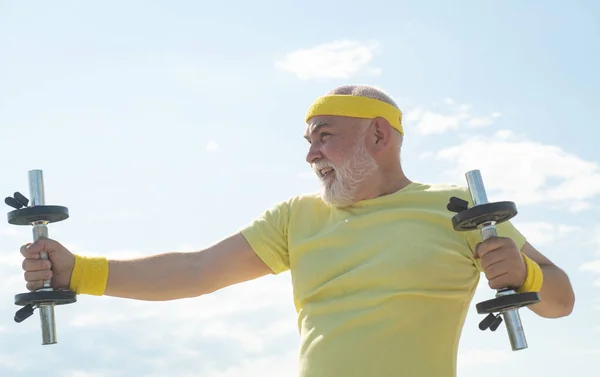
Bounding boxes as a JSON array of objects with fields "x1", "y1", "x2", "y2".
[
  {"x1": 256, "y1": 192, "x2": 328, "y2": 223},
  {"x1": 409, "y1": 182, "x2": 471, "y2": 199},
  {"x1": 265, "y1": 192, "x2": 325, "y2": 212},
  {"x1": 286, "y1": 191, "x2": 327, "y2": 208},
  {"x1": 402, "y1": 182, "x2": 477, "y2": 210}
]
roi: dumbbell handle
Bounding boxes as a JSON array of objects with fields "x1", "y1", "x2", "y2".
[
  {"x1": 465, "y1": 170, "x2": 528, "y2": 351},
  {"x1": 28, "y1": 170, "x2": 57, "y2": 345}
]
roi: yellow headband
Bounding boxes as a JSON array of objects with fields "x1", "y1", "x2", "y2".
[{"x1": 305, "y1": 94, "x2": 404, "y2": 135}]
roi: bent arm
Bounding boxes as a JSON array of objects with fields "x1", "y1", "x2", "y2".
[
  {"x1": 103, "y1": 232, "x2": 273, "y2": 301},
  {"x1": 521, "y1": 242, "x2": 575, "y2": 318}
]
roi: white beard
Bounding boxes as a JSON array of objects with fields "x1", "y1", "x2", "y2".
[{"x1": 313, "y1": 135, "x2": 379, "y2": 208}]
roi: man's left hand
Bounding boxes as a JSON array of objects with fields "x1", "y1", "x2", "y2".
[{"x1": 475, "y1": 237, "x2": 527, "y2": 290}]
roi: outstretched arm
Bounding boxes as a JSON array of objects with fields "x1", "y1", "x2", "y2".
[
  {"x1": 104, "y1": 232, "x2": 273, "y2": 301},
  {"x1": 520, "y1": 241, "x2": 575, "y2": 318},
  {"x1": 21, "y1": 233, "x2": 272, "y2": 301}
]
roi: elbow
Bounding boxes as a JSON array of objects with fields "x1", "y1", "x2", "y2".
[
  {"x1": 556, "y1": 276, "x2": 576, "y2": 318},
  {"x1": 552, "y1": 301, "x2": 574, "y2": 318},
  {"x1": 536, "y1": 289, "x2": 575, "y2": 319},
  {"x1": 554, "y1": 298, "x2": 575, "y2": 318},
  {"x1": 561, "y1": 290, "x2": 575, "y2": 317},
  {"x1": 538, "y1": 265, "x2": 575, "y2": 318},
  {"x1": 532, "y1": 303, "x2": 572, "y2": 319}
]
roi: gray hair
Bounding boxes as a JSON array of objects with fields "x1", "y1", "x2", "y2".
[{"x1": 327, "y1": 85, "x2": 400, "y2": 109}]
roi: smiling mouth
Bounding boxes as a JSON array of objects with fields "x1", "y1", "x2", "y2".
[{"x1": 318, "y1": 167, "x2": 335, "y2": 179}]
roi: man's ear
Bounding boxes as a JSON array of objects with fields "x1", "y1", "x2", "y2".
[{"x1": 372, "y1": 117, "x2": 394, "y2": 149}]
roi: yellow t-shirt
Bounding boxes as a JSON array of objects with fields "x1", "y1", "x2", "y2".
[{"x1": 240, "y1": 182, "x2": 527, "y2": 377}]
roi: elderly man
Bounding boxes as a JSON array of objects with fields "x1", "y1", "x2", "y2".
[{"x1": 20, "y1": 85, "x2": 575, "y2": 377}]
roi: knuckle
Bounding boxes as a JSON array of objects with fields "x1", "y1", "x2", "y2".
[
  {"x1": 489, "y1": 278, "x2": 502, "y2": 289},
  {"x1": 39, "y1": 237, "x2": 56, "y2": 248},
  {"x1": 484, "y1": 260, "x2": 497, "y2": 273},
  {"x1": 31, "y1": 260, "x2": 41, "y2": 270},
  {"x1": 22, "y1": 259, "x2": 46, "y2": 272},
  {"x1": 481, "y1": 238, "x2": 493, "y2": 246}
]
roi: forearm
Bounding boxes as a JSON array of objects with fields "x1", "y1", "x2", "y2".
[
  {"x1": 103, "y1": 251, "x2": 210, "y2": 301},
  {"x1": 99, "y1": 233, "x2": 271, "y2": 301},
  {"x1": 527, "y1": 263, "x2": 575, "y2": 318}
]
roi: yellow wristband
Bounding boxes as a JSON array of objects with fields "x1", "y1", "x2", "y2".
[
  {"x1": 69, "y1": 255, "x2": 109, "y2": 296},
  {"x1": 517, "y1": 253, "x2": 544, "y2": 293}
]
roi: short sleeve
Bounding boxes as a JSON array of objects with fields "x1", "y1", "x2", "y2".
[
  {"x1": 464, "y1": 220, "x2": 528, "y2": 271},
  {"x1": 240, "y1": 201, "x2": 291, "y2": 274}
]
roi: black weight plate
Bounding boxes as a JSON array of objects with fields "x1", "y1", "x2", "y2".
[
  {"x1": 451, "y1": 201, "x2": 517, "y2": 231},
  {"x1": 476, "y1": 292, "x2": 540, "y2": 314},
  {"x1": 15, "y1": 290, "x2": 77, "y2": 306},
  {"x1": 7, "y1": 205, "x2": 69, "y2": 225}
]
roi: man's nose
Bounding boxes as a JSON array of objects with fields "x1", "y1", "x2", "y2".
[{"x1": 305, "y1": 143, "x2": 322, "y2": 164}]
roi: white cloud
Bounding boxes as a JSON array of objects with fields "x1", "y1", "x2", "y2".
[
  {"x1": 0, "y1": 252, "x2": 21, "y2": 268},
  {"x1": 202, "y1": 351, "x2": 298, "y2": 377},
  {"x1": 415, "y1": 111, "x2": 462, "y2": 134},
  {"x1": 407, "y1": 101, "x2": 500, "y2": 135},
  {"x1": 457, "y1": 349, "x2": 512, "y2": 368},
  {"x1": 468, "y1": 115, "x2": 496, "y2": 127},
  {"x1": 297, "y1": 170, "x2": 314, "y2": 180},
  {"x1": 0, "y1": 353, "x2": 29, "y2": 373},
  {"x1": 275, "y1": 40, "x2": 381, "y2": 80},
  {"x1": 580, "y1": 260, "x2": 600, "y2": 273},
  {"x1": 0, "y1": 226, "x2": 19, "y2": 237},
  {"x1": 427, "y1": 130, "x2": 600, "y2": 210},
  {"x1": 592, "y1": 226, "x2": 600, "y2": 252},
  {"x1": 207, "y1": 140, "x2": 219, "y2": 152},
  {"x1": 516, "y1": 222, "x2": 582, "y2": 246},
  {"x1": 60, "y1": 371, "x2": 121, "y2": 377},
  {"x1": 458, "y1": 104, "x2": 471, "y2": 113},
  {"x1": 579, "y1": 229, "x2": 600, "y2": 285}
]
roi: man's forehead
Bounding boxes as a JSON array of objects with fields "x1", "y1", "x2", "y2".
[{"x1": 305, "y1": 115, "x2": 338, "y2": 133}]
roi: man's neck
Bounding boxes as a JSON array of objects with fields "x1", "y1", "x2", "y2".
[{"x1": 357, "y1": 168, "x2": 412, "y2": 201}]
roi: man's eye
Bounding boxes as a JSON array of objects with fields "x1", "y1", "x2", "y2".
[{"x1": 320, "y1": 132, "x2": 330, "y2": 137}]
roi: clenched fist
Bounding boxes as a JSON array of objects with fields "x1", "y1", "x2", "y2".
[
  {"x1": 21, "y1": 238, "x2": 75, "y2": 291},
  {"x1": 475, "y1": 237, "x2": 527, "y2": 290}
]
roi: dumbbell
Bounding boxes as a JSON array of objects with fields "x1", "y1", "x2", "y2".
[
  {"x1": 5, "y1": 170, "x2": 77, "y2": 345},
  {"x1": 447, "y1": 169, "x2": 540, "y2": 351}
]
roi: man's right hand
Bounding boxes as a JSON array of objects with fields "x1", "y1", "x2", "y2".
[{"x1": 20, "y1": 238, "x2": 75, "y2": 292}]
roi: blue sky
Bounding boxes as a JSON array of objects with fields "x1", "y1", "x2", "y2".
[{"x1": 1, "y1": 1, "x2": 599, "y2": 376}]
